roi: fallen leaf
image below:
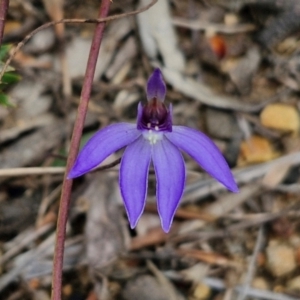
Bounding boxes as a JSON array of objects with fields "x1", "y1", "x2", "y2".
[
  {"x1": 13, "y1": 50, "x2": 52, "y2": 69},
  {"x1": 192, "y1": 283, "x2": 211, "y2": 300},
  {"x1": 208, "y1": 35, "x2": 226, "y2": 59},
  {"x1": 266, "y1": 241, "x2": 296, "y2": 277},
  {"x1": 260, "y1": 103, "x2": 299, "y2": 134},
  {"x1": 177, "y1": 248, "x2": 239, "y2": 268},
  {"x1": 262, "y1": 160, "x2": 291, "y2": 188},
  {"x1": 4, "y1": 21, "x2": 21, "y2": 35},
  {"x1": 238, "y1": 135, "x2": 278, "y2": 166}
]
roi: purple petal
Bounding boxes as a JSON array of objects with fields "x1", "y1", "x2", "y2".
[
  {"x1": 68, "y1": 123, "x2": 140, "y2": 178},
  {"x1": 136, "y1": 102, "x2": 143, "y2": 129},
  {"x1": 120, "y1": 136, "x2": 151, "y2": 228},
  {"x1": 165, "y1": 126, "x2": 239, "y2": 192},
  {"x1": 152, "y1": 138, "x2": 185, "y2": 232},
  {"x1": 147, "y1": 68, "x2": 166, "y2": 102}
]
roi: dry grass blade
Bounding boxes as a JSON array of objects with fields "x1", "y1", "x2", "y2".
[
  {"x1": 0, "y1": 224, "x2": 53, "y2": 265},
  {"x1": 147, "y1": 260, "x2": 181, "y2": 300},
  {"x1": 173, "y1": 202, "x2": 300, "y2": 243},
  {"x1": 172, "y1": 17, "x2": 256, "y2": 34},
  {"x1": 177, "y1": 248, "x2": 241, "y2": 268},
  {"x1": 236, "y1": 226, "x2": 264, "y2": 300},
  {"x1": 203, "y1": 183, "x2": 261, "y2": 217},
  {"x1": 0, "y1": 167, "x2": 65, "y2": 177},
  {"x1": 42, "y1": 0, "x2": 71, "y2": 98},
  {"x1": 183, "y1": 151, "x2": 300, "y2": 203}
]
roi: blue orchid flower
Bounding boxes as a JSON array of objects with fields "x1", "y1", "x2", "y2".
[{"x1": 68, "y1": 68, "x2": 238, "y2": 232}]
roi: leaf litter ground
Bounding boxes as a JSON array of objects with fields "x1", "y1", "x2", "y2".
[{"x1": 1, "y1": 0, "x2": 300, "y2": 299}]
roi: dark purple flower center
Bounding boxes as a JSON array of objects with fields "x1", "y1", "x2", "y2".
[{"x1": 137, "y1": 98, "x2": 172, "y2": 132}]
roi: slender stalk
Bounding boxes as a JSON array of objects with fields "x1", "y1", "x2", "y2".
[
  {"x1": 0, "y1": 167, "x2": 65, "y2": 176},
  {"x1": 51, "y1": 1, "x2": 111, "y2": 299},
  {"x1": 0, "y1": 0, "x2": 9, "y2": 46},
  {"x1": 0, "y1": 159, "x2": 121, "y2": 177}
]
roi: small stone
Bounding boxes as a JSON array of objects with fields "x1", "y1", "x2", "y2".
[
  {"x1": 252, "y1": 277, "x2": 270, "y2": 290},
  {"x1": 192, "y1": 283, "x2": 211, "y2": 300},
  {"x1": 274, "y1": 285, "x2": 285, "y2": 293},
  {"x1": 276, "y1": 37, "x2": 298, "y2": 55},
  {"x1": 289, "y1": 235, "x2": 300, "y2": 248},
  {"x1": 287, "y1": 276, "x2": 300, "y2": 293},
  {"x1": 122, "y1": 275, "x2": 171, "y2": 300},
  {"x1": 256, "y1": 252, "x2": 266, "y2": 267},
  {"x1": 266, "y1": 242, "x2": 296, "y2": 277},
  {"x1": 238, "y1": 135, "x2": 278, "y2": 165},
  {"x1": 260, "y1": 103, "x2": 299, "y2": 134},
  {"x1": 28, "y1": 278, "x2": 41, "y2": 290},
  {"x1": 224, "y1": 13, "x2": 239, "y2": 26},
  {"x1": 62, "y1": 284, "x2": 72, "y2": 297},
  {"x1": 205, "y1": 108, "x2": 239, "y2": 139},
  {"x1": 295, "y1": 246, "x2": 300, "y2": 266}
]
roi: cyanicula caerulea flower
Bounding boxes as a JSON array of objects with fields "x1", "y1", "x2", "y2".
[{"x1": 68, "y1": 69, "x2": 238, "y2": 232}]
